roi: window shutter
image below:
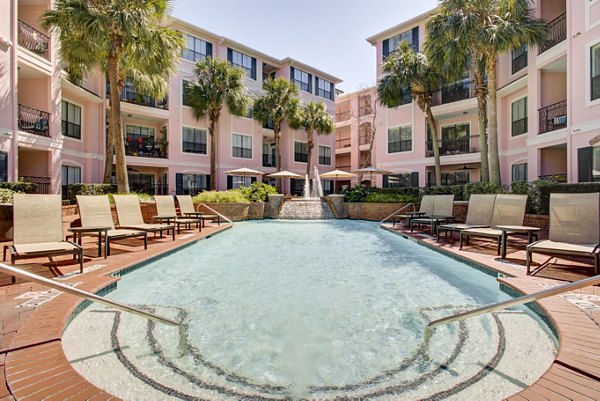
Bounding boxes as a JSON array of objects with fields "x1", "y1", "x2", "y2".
[
  {"x1": 412, "y1": 27, "x2": 420, "y2": 51},
  {"x1": 315, "y1": 77, "x2": 320, "y2": 95},
  {"x1": 206, "y1": 42, "x2": 213, "y2": 59},
  {"x1": 227, "y1": 175, "x2": 233, "y2": 189},
  {"x1": 290, "y1": 66, "x2": 295, "y2": 82},
  {"x1": 204, "y1": 175, "x2": 210, "y2": 190},
  {"x1": 382, "y1": 175, "x2": 389, "y2": 188},
  {"x1": 411, "y1": 172, "x2": 419, "y2": 187},
  {"x1": 330, "y1": 82, "x2": 334, "y2": 100},
  {"x1": 251, "y1": 57, "x2": 257, "y2": 80},
  {"x1": 382, "y1": 39, "x2": 389, "y2": 59},
  {"x1": 578, "y1": 146, "x2": 593, "y2": 183},
  {"x1": 308, "y1": 73, "x2": 313, "y2": 94},
  {"x1": 227, "y1": 48, "x2": 233, "y2": 64},
  {"x1": 175, "y1": 173, "x2": 183, "y2": 195}
]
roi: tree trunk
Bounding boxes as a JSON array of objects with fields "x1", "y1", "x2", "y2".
[
  {"x1": 306, "y1": 129, "x2": 314, "y2": 188},
  {"x1": 108, "y1": 54, "x2": 129, "y2": 193},
  {"x1": 474, "y1": 66, "x2": 489, "y2": 183},
  {"x1": 103, "y1": 114, "x2": 114, "y2": 183},
  {"x1": 209, "y1": 112, "x2": 218, "y2": 190},
  {"x1": 487, "y1": 54, "x2": 501, "y2": 186},
  {"x1": 426, "y1": 107, "x2": 442, "y2": 187},
  {"x1": 274, "y1": 122, "x2": 282, "y2": 192}
]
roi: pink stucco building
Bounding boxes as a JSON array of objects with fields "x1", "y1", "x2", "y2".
[
  {"x1": 363, "y1": 1, "x2": 600, "y2": 188},
  {"x1": 0, "y1": 0, "x2": 340, "y2": 198}
]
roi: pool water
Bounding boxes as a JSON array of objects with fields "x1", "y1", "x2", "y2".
[{"x1": 63, "y1": 220, "x2": 557, "y2": 400}]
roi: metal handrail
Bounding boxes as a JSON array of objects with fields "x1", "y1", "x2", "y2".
[
  {"x1": 0, "y1": 263, "x2": 186, "y2": 356},
  {"x1": 198, "y1": 203, "x2": 234, "y2": 224},
  {"x1": 379, "y1": 203, "x2": 417, "y2": 224},
  {"x1": 425, "y1": 275, "x2": 600, "y2": 340}
]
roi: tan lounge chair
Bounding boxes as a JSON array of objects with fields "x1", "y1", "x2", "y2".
[
  {"x1": 526, "y1": 193, "x2": 600, "y2": 275},
  {"x1": 6, "y1": 194, "x2": 83, "y2": 283},
  {"x1": 113, "y1": 195, "x2": 176, "y2": 241},
  {"x1": 176, "y1": 195, "x2": 221, "y2": 226},
  {"x1": 460, "y1": 194, "x2": 528, "y2": 255},
  {"x1": 155, "y1": 195, "x2": 201, "y2": 233},
  {"x1": 411, "y1": 194, "x2": 455, "y2": 233},
  {"x1": 392, "y1": 195, "x2": 435, "y2": 226},
  {"x1": 77, "y1": 195, "x2": 147, "y2": 257},
  {"x1": 437, "y1": 194, "x2": 496, "y2": 240}
]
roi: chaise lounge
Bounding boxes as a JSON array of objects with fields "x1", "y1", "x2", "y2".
[
  {"x1": 155, "y1": 195, "x2": 201, "y2": 233},
  {"x1": 113, "y1": 195, "x2": 176, "y2": 241},
  {"x1": 392, "y1": 194, "x2": 435, "y2": 227},
  {"x1": 411, "y1": 194, "x2": 455, "y2": 234},
  {"x1": 176, "y1": 195, "x2": 221, "y2": 227},
  {"x1": 436, "y1": 194, "x2": 496, "y2": 240}
]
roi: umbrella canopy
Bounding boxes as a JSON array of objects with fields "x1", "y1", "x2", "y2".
[
  {"x1": 319, "y1": 170, "x2": 356, "y2": 179},
  {"x1": 266, "y1": 170, "x2": 303, "y2": 179},
  {"x1": 224, "y1": 167, "x2": 264, "y2": 176},
  {"x1": 353, "y1": 166, "x2": 393, "y2": 175}
]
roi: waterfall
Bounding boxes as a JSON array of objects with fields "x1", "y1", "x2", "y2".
[{"x1": 303, "y1": 174, "x2": 311, "y2": 199}]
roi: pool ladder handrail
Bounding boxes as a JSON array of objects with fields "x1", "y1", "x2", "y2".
[
  {"x1": 0, "y1": 263, "x2": 186, "y2": 356},
  {"x1": 197, "y1": 202, "x2": 234, "y2": 224},
  {"x1": 425, "y1": 274, "x2": 600, "y2": 340},
  {"x1": 379, "y1": 203, "x2": 417, "y2": 224}
]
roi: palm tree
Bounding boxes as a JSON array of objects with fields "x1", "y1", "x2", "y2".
[
  {"x1": 426, "y1": 0, "x2": 546, "y2": 186},
  {"x1": 186, "y1": 57, "x2": 251, "y2": 190},
  {"x1": 291, "y1": 101, "x2": 335, "y2": 187},
  {"x1": 377, "y1": 41, "x2": 443, "y2": 186},
  {"x1": 253, "y1": 78, "x2": 300, "y2": 191},
  {"x1": 43, "y1": 0, "x2": 183, "y2": 193}
]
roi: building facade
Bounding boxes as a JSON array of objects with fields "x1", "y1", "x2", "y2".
[
  {"x1": 365, "y1": 0, "x2": 600, "y2": 188},
  {"x1": 0, "y1": 0, "x2": 340, "y2": 198}
]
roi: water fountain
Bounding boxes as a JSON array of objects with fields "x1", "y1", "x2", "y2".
[{"x1": 279, "y1": 166, "x2": 334, "y2": 220}]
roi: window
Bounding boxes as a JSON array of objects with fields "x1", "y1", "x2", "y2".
[
  {"x1": 61, "y1": 100, "x2": 81, "y2": 139},
  {"x1": 592, "y1": 43, "x2": 600, "y2": 101},
  {"x1": 319, "y1": 145, "x2": 331, "y2": 165},
  {"x1": 182, "y1": 80, "x2": 192, "y2": 107},
  {"x1": 383, "y1": 173, "x2": 418, "y2": 188},
  {"x1": 441, "y1": 123, "x2": 470, "y2": 154},
  {"x1": 61, "y1": 165, "x2": 81, "y2": 200},
  {"x1": 511, "y1": 163, "x2": 528, "y2": 182},
  {"x1": 316, "y1": 77, "x2": 333, "y2": 100},
  {"x1": 232, "y1": 134, "x2": 252, "y2": 159},
  {"x1": 176, "y1": 173, "x2": 208, "y2": 195},
  {"x1": 125, "y1": 125, "x2": 155, "y2": 142},
  {"x1": 428, "y1": 171, "x2": 469, "y2": 186},
  {"x1": 182, "y1": 127, "x2": 207, "y2": 154},
  {"x1": 0, "y1": 152, "x2": 7, "y2": 182},
  {"x1": 387, "y1": 126, "x2": 412, "y2": 153},
  {"x1": 228, "y1": 49, "x2": 256, "y2": 80},
  {"x1": 321, "y1": 180, "x2": 333, "y2": 195},
  {"x1": 229, "y1": 176, "x2": 253, "y2": 189},
  {"x1": 127, "y1": 172, "x2": 155, "y2": 194},
  {"x1": 382, "y1": 27, "x2": 419, "y2": 59},
  {"x1": 511, "y1": 97, "x2": 528, "y2": 136},
  {"x1": 294, "y1": 141, "x2": 308, "y2": 162},
  {"x1": 291, "y1": 67, "x2": 312, "y2": 93},
  {"x1": 511, "y1": 45, "x2": 528, "y2": 74},
  {"x1": 182, "y1": 34, "x2": 212, "y2": 62}
]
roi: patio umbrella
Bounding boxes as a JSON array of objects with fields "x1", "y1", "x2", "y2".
[
  {"x1": 353, "y1": 166, "x2": 393, "y2": 186},
  {"x1": 319, "y1": 170, "x2": 356, "y2": 194},
  {"x1": 224, "y1": 167, "x2": 264, "y2": 188},
  {"x1": 266, "y1": 171, "x2": 303, "y2": 195}
]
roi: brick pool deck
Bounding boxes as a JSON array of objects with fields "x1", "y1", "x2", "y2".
[{"x1": 0, "y1": 220, "x2": 598, "y2": 400}]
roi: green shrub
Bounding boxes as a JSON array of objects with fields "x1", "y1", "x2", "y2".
[
  {"x1": 105, "y1": 192, "x2": 155, "y2": 204},
  {"x1": 238, "y1": 182, "x2": 277, "y2": 202},
  {"x1": 364, "y1": 192, "x2": 419, "y2": 203},
  {"x1": 0, "y1": 182, "x2": 37, "y2": 194},
  {"x1": 462, "y1": 182, "x2": 504, "y2": 200},
  {"x1": 0, "y1": 188, "x2": 14, "y2": 204},
  {"x1": 422, "y1": 185, "x2": 465, "y2": 201},
  {"x1": 343, "y1": 185, "x2": 376, "y2": 202},
  {"x1": 536, "y1": 182, "x2": 600, "y2": 215},
  {"x1": 193, "y1": 190, "x2": 249, "y2": 203},
  {"x1": 67, "y1": 183, "x2": 116, "y2": 203}
]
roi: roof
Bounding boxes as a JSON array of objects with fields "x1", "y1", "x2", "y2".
[{"x1": 366, "y1": 7, "x2": 437, "y2": 45}]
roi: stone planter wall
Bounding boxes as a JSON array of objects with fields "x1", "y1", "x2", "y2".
[
  {"x1": 264, "y1": 195, "x2": 284, "y2": 218},
  {"x1": 196, "y1": 203, "x2": 250, "y2": 221},
  {"x1": 346, "y1": 203, "x2": 415, "y2": 221},
  {"x1": 248, "y1": 202, "x2": 265, "y2": 220}
]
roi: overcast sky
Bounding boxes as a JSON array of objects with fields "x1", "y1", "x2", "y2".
[{"x1": 173, "y1": 0, "x2": 439, "y2": 93}]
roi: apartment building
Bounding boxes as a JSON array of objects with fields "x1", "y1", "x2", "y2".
[
  {"x1": 0, "y1": 0, "x2": 340, "y2": 197},
  {"x1": 365, "y1": 1, "x2": 600, "y2": 187}
]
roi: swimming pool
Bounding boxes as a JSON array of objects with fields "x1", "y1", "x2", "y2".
[{"x1": 63, "y1": 220, "x2": 556, "y2": 400}]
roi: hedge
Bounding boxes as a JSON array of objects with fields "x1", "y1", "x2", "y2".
[
  {"x1": 536, "y1": 182, "x2": 600, "y2": 215},
  {"x1": 0, "y1": 182, "x2": 37, "y2": 194},
  {"x1": 67, "y1": 183, "x2": 117, "y2": 203},
  {"x1": 0, "y1": 188, "x2": 14, "y2": 204}
]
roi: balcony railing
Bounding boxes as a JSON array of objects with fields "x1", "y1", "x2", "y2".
[
  {"x1": 426, "y1": 135, "x2": 480, "y2": 157},
  {"x1": 262, "y1": 154, "x2": 276, "y2": 167},
  {"x1": 538, "y1": 12, "x2": 566, "y2": 54},
  {"x1": 125, "y1": 137, "x2": 168, "y2": 158},
  {"x1": 336, "y1": 138, "x2": 351, "y2": 148},
  {"x1": 20, "y1": 176, "x2": 51, "y2": 194},
  {"x1": 18, "y1": 20, "x2": 50, "y2": 60},
  {"x1": 18, "y1": 104, "x2": 50, "y2": 137},
  {"x1": 107, "y1": 82, "x2": 168, "y2": 110},
  {"x1": 431, "y1": 79, "x2": 476, "y2": 106},
  {"x1": 538, "y1": 174, "x2": 567, "y2": 183},
  {"x1": 538, "y1": 100, "x2": 567, "y2": 134}
]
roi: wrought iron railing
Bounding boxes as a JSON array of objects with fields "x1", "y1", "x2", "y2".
[
  {"x1": 107, "y1": 82, "x2": 168, "y2": 110},
  {"x1": 262, "y1": 154, "x2": 276, "y2": 167},
  {"x1": 17, "y1": 20, "x2": 50, "y2": 60},
  {"x1": 538, "y1": 100, "x2": 567, "y2": 134},
  {"x1": 124, "y1": 137, "x2": 168, "y2": 158},
  {"x1": 538, "y1": 12, "x2": 566, "y2": 54},
  {"x1": 426, "y1": 135, "x2": 480, "y2": 157},
  {"x1": 431, "y1": 79, "x2": 476, "y2": 106},
  {"x1": 20, "y1": 176, "x2": 51, "y2": 194},
  {"x1": 538, "y1": 174, "x2": 567, "y2": 183},
  {"x1": 18, "y1": 104, "x2": 50, "y2": 137}
]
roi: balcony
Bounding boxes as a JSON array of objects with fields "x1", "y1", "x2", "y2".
[
  {"x1": 426, "y1": 135, "x2": 480, "y2": 157},
  {"x1": 431, "y1": 79, "x2": 476, "y2": 106},
  {"x1": 125, "y1": 137, "x2": 168, "y2": 159},
  {"x1": 262, "y1": 119, "x2": 274, "y2": 130},
  {"x1": 359, "y1": 134, "x2": 370, "y2": 146},
  {"x1": 262, "y1": 154, "x2": 276, "y2": 167},
  {"x1": 336, "y1": 138, "x2": 351, "y2": 149},
  {"x1": 18, "y1": 104, "x2": 50, "y2": 137},
  {"x1": 18, "y1": 20, "x2": 50, "y2": 60},
  {"x1": 538, "y1": 12, "x2": 566, "y2": 55},
  {"x1": 107, "y1": 82, "x2": 168, "y2": 110},
  {"x1": 538, "y1": 100, "x2": 567, "y2": 134},
  {"x1": 335, "y1": 110, "x2": 351, "y2": 123}
]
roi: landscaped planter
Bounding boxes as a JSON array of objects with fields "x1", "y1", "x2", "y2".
[
  {"x1": 346, "y1": 202, "x2": 416, "y2": 221},
  {"x1": 196, "y1": 202, "x2": 251, "y2": 222},
  {"x1": 248, "y1": 202, "x2": 265, "y2": 220}
]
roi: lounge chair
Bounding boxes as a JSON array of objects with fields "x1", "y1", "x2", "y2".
[
  {"x1": 411, "y1": 194, "x2": 455, "y2": 234},
  {"x1": 526, "y1": 193, "x2": 600, "y2": 275},
  {"x1": 113, "y1": 195, "x2": 176, "y2": 241},
  {"x1": 76, "y1": 195, "x2": 147, "y2": 257},
  {"x1": 154, "y1": 195, "x2": 201, "y2": 233},
  {"x1": 392, "y1": 195, "x2": 436, "y2": 227},
  {"x1": 460, "y1": 194, "x2": 528, "y2": 255},
  {"x1": 6, "y1": 194, "x2": 83, "y2": 283},
  {"x1": 437, "y1": 194, "x2": 496, "y2": 240},
  {"x1": 176, "y1": 195, "x2": 221, "y2": 226}
]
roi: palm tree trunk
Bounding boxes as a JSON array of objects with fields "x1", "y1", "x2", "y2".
[
  {"x1": 306, "y1": 129, "x2": 314, "y2": 188},
  {"x1": 426, "y1": 107, "x2": 442, "y2": 187},
  {"x1": 108, "y1": 54, "x2": 129, "y2": 193},
  {"x1": 209, "y1": 113, "x2": 218, "y2": 190},
  {"x1": 103, "y1": 116, "x2": 114, "y2": 184},
  {"x1": 274, "y1": 123, "x2": 282, "y2": 192},
  {"x1": 486, "y1": 54, "x2": 501, "y2": 186},
  {"x1": 474, "y1": 67, "x2": 489, "y2": 183}
]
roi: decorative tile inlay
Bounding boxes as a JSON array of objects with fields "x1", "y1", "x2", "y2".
[{"x1": 14, "y1": 282, "x2": 80, "y2": 308}]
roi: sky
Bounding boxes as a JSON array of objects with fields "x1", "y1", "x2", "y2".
[{"x1": 173, "y1": 0, "x2": 439, "y2": 93}]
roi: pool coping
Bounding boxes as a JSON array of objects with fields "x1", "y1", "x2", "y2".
[{"x1": 2, "y1": 221, "x2": 600, "y2": 400}]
